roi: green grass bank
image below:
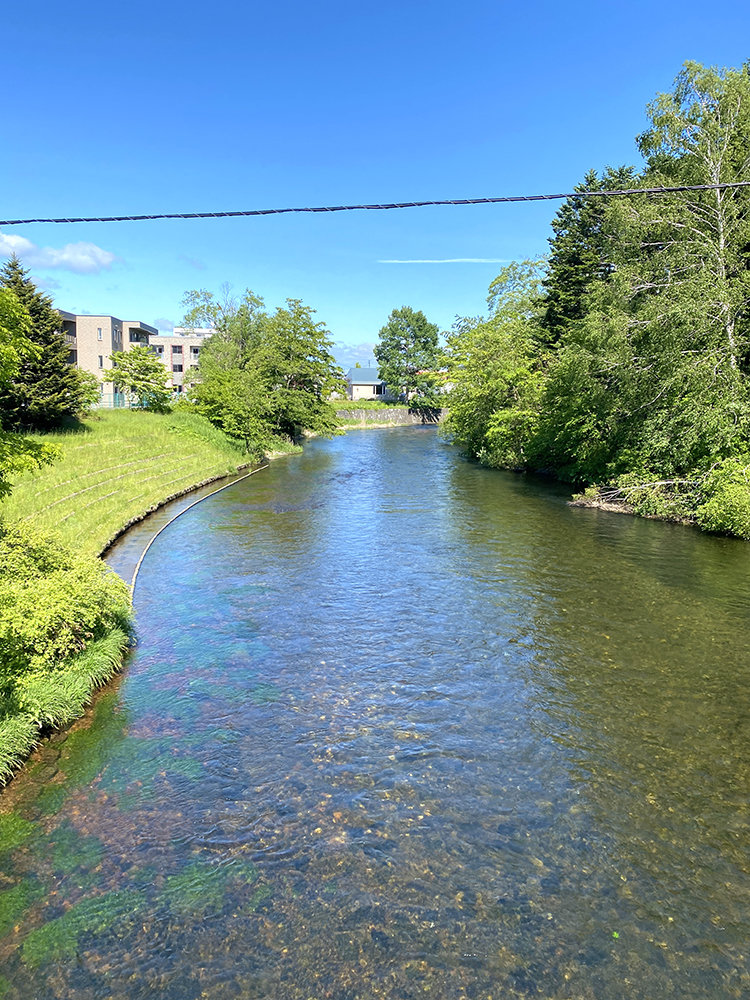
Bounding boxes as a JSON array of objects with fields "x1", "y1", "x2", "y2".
[
  {"x1": 0, "y1": 409, "x2": 260, "y2": 782},
  {"x1": 4, "y1": 409, "x2": 251, "y2": 556}
]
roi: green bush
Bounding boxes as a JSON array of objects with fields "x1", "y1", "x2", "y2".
[
  {"x1": 696, "y1": 456, "x2": 750, "y2": 538},
  {"x1": 0, "y1": 521, "x2": 133, "y2": 781},
  {"x1": 0, "y1": 521, "x2": 131, "y2": 681}
]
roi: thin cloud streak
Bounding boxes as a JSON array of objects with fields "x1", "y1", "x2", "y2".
[{"x1": 378, "y1": 257, "x2": 512, "y2": 264}]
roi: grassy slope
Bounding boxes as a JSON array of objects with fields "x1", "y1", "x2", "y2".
[{"x1": 4, "y1": 409, "x2": 246, "y2": 556}]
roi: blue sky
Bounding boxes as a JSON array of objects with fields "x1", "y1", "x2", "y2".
[{"x1": 2, "y1": 0, "x2": 749, "y2": 367}]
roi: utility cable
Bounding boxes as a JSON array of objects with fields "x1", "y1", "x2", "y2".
[{"x1": 2, "y1": 181, "x2": 750, "y2": 227}]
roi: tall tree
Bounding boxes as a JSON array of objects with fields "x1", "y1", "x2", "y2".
[
  {"x1": 540, "y1": 165, "x2": 639, "y2": 348},
  {"x1": 255, "y1": 299, "x2": 344, "y2": 439},
  {"x1": 0, "y1": 288, "x2": 58, "y2": 496},
  {"x1": 633, "y1": 60, "x2": 750, "y2": 372},
  {"x1": 446, "y1": 262, "x2": 547, "y2": 469},
  {"x1": 103, "y1": 345, "x2": 171, "y2": 410},
  {"x1": 0, "y1": 256, "x2": 90, "y2": 429},
  {"x1": 374, "y1": 307, "x2": 441, "y2": 404},
  {"x1": 185, "y1": 288, "x2": 344, "y2": 449}
]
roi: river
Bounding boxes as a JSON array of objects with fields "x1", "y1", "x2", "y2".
[{"x1": 1, "y1": 426, "x2": 748, "y2": 999}]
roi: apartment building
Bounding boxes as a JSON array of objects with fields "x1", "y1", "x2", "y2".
[
  {"x1": 60, "y1": 311, "x2": 158, "y2": 406},
  {"x1": 147, "y1": 328, "x2": 213, "y2": 396}
]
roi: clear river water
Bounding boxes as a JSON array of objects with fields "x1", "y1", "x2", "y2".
[{"x1": 1, "y1": 426, "x2": 748, "y2": 999}]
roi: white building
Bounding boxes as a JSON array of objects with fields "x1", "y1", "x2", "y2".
[{"x1": 147, "y1": 328, "x2": 215, "y2": 396}]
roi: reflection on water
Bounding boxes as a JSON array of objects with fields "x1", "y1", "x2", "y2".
[{"x1": 1, "y1": 427, "x2": 749, "y2": 999}]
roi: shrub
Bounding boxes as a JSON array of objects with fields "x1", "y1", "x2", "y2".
[
  {"x1": 696, "y1": 456, "x2": 750, "y2": 539},
  {"x1": 0, "y1": 521, "x2": 131, "y2": 682}
]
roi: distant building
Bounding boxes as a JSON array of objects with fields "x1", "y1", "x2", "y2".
[
  {"x1": 345, "y1": 366, "x2": 394, "y2": 401},
  {"x1": 147, "y1": 328, "x2": 214, "y2": 396}
]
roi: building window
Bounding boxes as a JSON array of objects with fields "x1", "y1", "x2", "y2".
[
  {"x1": 98, "y1": 355, "x2": 104, "y2": 368},
  {"x1": 97, "y1": 327, "x2": 103, "y2": 340},
  {"x1": 172, "y1": 345, "x2": 183, "y2": 354},
  {"x1": 191, "y1": 346, "x2": 200, "y2": 355},
  {"x1": 173, "y1": 364, "x2": 183, "y2": 372}
]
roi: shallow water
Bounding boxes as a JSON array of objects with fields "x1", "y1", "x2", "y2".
[{"x1": 1, "y1": 427, "x2": 749, "y2": 999}]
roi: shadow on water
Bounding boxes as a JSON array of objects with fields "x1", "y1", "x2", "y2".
[{"x1": 1, "y1": 427, "x2": 748, "y2": 1000}]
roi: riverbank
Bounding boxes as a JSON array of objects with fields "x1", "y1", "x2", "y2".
[
  {"x1": 3, "y1": 409, "x2": 250, "y2": 556},
  {"x1": 0, "y1": 409, "x2": 280, "y2": 783}
]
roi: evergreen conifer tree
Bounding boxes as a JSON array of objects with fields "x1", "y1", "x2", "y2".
[
  {"x1": 0, "y1": 255, "x2": 89, "y2": 428},
  {"x1": 540, "y1": 165, "x2": 638, "y2": 348}
]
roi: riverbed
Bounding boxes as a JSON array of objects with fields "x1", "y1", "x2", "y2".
[{"x1": 1, "y1": 427, "x2": 748, "y2": 998}]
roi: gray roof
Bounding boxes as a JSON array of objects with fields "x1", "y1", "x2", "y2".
[{"x1": 346, "y1": 367, "x2": 383, "y2": 384}]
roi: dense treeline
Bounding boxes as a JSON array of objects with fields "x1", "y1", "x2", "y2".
[{"x1": 446, "y1": 61, "x2": 750, "y2": 538}]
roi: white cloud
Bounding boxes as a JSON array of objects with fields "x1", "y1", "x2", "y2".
[
  {"x1": 0, "y1": 231, "x2": 117, "y2": 274},
  {"x1": 332, "y1": 341, "x2": 378, "y2": 370},
  {"x1": 378, "y1": 258, "x2": 512, "y2": 264},
  {"x1": 155, "y1": 317, "x2": 175, "y2": 332}
]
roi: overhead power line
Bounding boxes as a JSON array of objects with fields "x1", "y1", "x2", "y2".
[{"x1": 2, "y1": 181, "x2": 750, "y2": 227}]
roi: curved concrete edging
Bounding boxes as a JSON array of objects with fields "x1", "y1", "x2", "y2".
[
  {"x1": 99, "y1": 462, "x2": 257, "y2": 558},
  {"x1": 128, "y1": 464, "x2": 269, "y2": 594}
]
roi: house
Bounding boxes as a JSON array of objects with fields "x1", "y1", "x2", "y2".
[{"x1": 345, "y1": 367, "x2": 394, "y2": 401}]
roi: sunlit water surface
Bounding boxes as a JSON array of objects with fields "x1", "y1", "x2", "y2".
[{"x1": 1, "y1": 427, "x2": 748, "y2": 999}]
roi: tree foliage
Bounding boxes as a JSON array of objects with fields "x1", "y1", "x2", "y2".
[
  {"x1": 0, "y1": 286, "x2": 58, "y2": 498},
  {"x1": 183, "y1": 287, "x2": 344, "y2": 452},
  {"x1": 374, "y1": 306, "x2": 441, "y2": 406},
  {"x1": 0, "y1": 287, "x2": 36, "y2": 384},
  {"x1": 540, "y1": 166, "x2": 639, "y2": 347},
  {"x1": 0, "y1": 256, "x2": 92, "y2": 429},
  {"x1": 103, "y1": 345, "x2": 171, "y2": 411},
  {"x1": 446, "y1": 262, "x2": 546, "y2": 469}
]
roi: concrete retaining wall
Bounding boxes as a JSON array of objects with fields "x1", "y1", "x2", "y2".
[{"x1": 336, "y1": 408, "x2": 446, "y2": 426}]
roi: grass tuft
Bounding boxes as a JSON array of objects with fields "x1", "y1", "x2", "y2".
[{"x1": 0, "y1": 628, "x2": 131, "y2": 782}]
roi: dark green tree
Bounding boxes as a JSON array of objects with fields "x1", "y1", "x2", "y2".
[
  {"x1": 539, "y1": 165, "x2": 639, "y2": 348},
  {"x1": 0, "y1": 288, "x2": 58, "y2": 496},
  {"x1": 374, "y1": 306, "x2": 441, "y2": 405},
  {"x1": 256, "y1": 299, "x2": 344, "y2": 440},
  {"x1": 0, "y1": 256, "x2": 90, "y2": 429}
]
